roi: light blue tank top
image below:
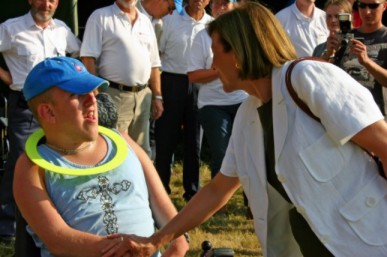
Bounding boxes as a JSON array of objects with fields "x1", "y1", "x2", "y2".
[{"x1": 28, "y1": 134, "x2": 160, "y2": 257}]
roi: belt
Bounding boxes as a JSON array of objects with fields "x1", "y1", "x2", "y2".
[
  {"x1": 10, "y1": 89, "x2": 22, "y2": 94},
  {"x1": 107, "y1": 80, "x2": 148, "y2": 92},
  {"x1": 162, "y1": 71, "x2": 188, "y2": 78}
]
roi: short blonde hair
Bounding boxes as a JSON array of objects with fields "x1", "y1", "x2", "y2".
[
  {"x1": 207, "y1": 1, "x2": 297, "y2": 80},
  {"x1": 324, "y1": 0, "x2": 352, "y2": 14}
]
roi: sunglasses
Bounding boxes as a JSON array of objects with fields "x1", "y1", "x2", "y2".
[{"x1": 357, "y1": 2, "x2": 383, "y2": 9}]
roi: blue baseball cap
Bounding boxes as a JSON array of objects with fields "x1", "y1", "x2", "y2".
[
  {"x1": 24, "y1": 56, "x2": 109, "y2": 101},
  {"x1": 174, "y1": 0, "x2": 184, "y2": 15}
]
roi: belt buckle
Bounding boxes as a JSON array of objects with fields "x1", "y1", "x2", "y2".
[{"x1": 131, "y1": 86, "x2": 139, "y2": 92}]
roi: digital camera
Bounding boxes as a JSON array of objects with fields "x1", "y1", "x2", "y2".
[{"x1": 338, "y1": 13, "x2": 353, "y2": 46}]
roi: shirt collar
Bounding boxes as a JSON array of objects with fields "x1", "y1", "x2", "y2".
[
  {"x1": 112, "y1": 2, "x2": 139, "y2": 17},
  {"x1": 181, "y1": 6, "x2": 208, "y2": 23},
  {"x1": 291, "y1": 3, "x2": 314, "y2": 22},
  {"x1": 112, "y1": 2, "x2": 123, "y2": 15}
]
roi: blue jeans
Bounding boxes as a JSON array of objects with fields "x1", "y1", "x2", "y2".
[{"x1": 198, "y1": 104, "x2": 241, "y2": 178}]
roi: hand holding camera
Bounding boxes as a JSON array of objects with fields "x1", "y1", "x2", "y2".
[
  {"x1": 335, "y1": 12, "x2": 368, "y2": 65},
  {"x1": 349, "y1": 37, "x2": 369, "y2": 65},
  {"x1": 322, "y1": 13, "x2": 353, "y2": 61},
  {"x1": 325, "y1": 31, "x2": 341, "y2": 59},
  {"x1": 336, "y1": 13, "x2": 369, "y2": 65}
]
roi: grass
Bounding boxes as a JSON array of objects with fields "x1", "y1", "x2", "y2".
[
  {"x1": 168, "y1": 162, "x2": 261, "y2": 257},
  {"x1": 0, "y1": 162, "x2": 262, "y2": 257},
  {"x1": 0, "y1": 241, "x2": 14, "y2": 257}
]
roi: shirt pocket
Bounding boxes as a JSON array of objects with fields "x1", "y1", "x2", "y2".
[
  {"x1": 299, "y1": 132, "x2": 346, "y2": 182},
  {"x1": 339, "y1": 175, "x2": 387, "y2": 246},
  {"x1": 16, "y1": 44, "x2": 42, "y2": 66},
  {"x1": 55, "y1": 46, "x2": 66, "y2": 56},
  {"x1": 51, "y1": 34, "x2": 67, "y2": 56},
  {"x1": 17, "y1": 44, "x2": 39, "y2": 56},
  {"x1": 136, "y1": 31, "x2": 153, "y2": 51}
]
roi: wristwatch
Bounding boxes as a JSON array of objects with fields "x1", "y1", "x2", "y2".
[{"x1": 152, "y1": 95, "x2": 163, "y2": 101}]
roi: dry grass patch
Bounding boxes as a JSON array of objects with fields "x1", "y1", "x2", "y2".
[{"x1": 169, "y1": 162, "x2": 262, "y2": 257}]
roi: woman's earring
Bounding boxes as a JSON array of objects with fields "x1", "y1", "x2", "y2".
[{"x1": 235, "y1": 63, "x2": 240, "y2": 69}]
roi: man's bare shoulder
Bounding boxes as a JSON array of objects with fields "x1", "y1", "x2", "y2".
[{"x1": 14, "y1": 152, "x2": 42, "y2": 179}]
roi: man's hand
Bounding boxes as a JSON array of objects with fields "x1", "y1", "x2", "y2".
[
  {"x1": 152, "y1": 98, "x2": 164, "y2": 120},
  {"x1": 102, "y1": 234, "x2": 158, "y2": 257},
  {"x1": 349, "y1": 39, "x2": 369, "y2": 66},
  {"x1": 101, "y1": 233, "x2": 189, "y2": 257}
]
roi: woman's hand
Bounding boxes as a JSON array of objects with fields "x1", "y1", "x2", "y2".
[{"x1": 325, "y1": 31, "x2": 341, "y2": 58}]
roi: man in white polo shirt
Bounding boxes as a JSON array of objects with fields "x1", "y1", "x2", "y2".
[
  {"x1": 155, "y1": 0, "x2": 212, "y2": 201},
  {"x1": 276, "y1": 0, "x2": 329, "y2": 57},
  {"x1": 81, "y1": 0, "x2": 170, "y2": 157},
  {"x1": 136, "y1": 0, "x2": 183, "y2": 161}
]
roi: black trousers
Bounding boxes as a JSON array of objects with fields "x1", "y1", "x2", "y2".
[
  {"x1": 289, "y1": 207, "x2": 334, "y2": 257},
  {"x1": 0, "y1": 91, "x2": 40, "y2": 256},
  {"x1": 155, "y1": 72, "x2": 200, "y2": 199}
]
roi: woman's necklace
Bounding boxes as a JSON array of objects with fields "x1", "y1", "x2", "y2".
[{"x1": 45, "y1": 141, "x2": 95, "y2": 155}]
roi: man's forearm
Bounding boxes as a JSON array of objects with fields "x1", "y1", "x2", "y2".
[
  {"x1": 0, "y1": 67, "x2": 12, "y2": 85},
  {"x1": 81, "y1": 57, "x2": 97, "y2": 75},
  {"x1": 362, "y1": 59, "x2": 387, "y2": 87},
  {"x1": 149, "y1": 67, "x2": 161, "y2": 96}
]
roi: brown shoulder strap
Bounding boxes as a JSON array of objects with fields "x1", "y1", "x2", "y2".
[
  {"x1": 285, "y1": 57, "x2": 385, "y2": 179},
  {"x1": 285, "y1": 57, "x2": 326, "y2": 123}
]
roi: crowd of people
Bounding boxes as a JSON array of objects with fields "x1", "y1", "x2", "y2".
[{"x1": 0, "y1": 0, "x2": 386, "y2": 256}]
